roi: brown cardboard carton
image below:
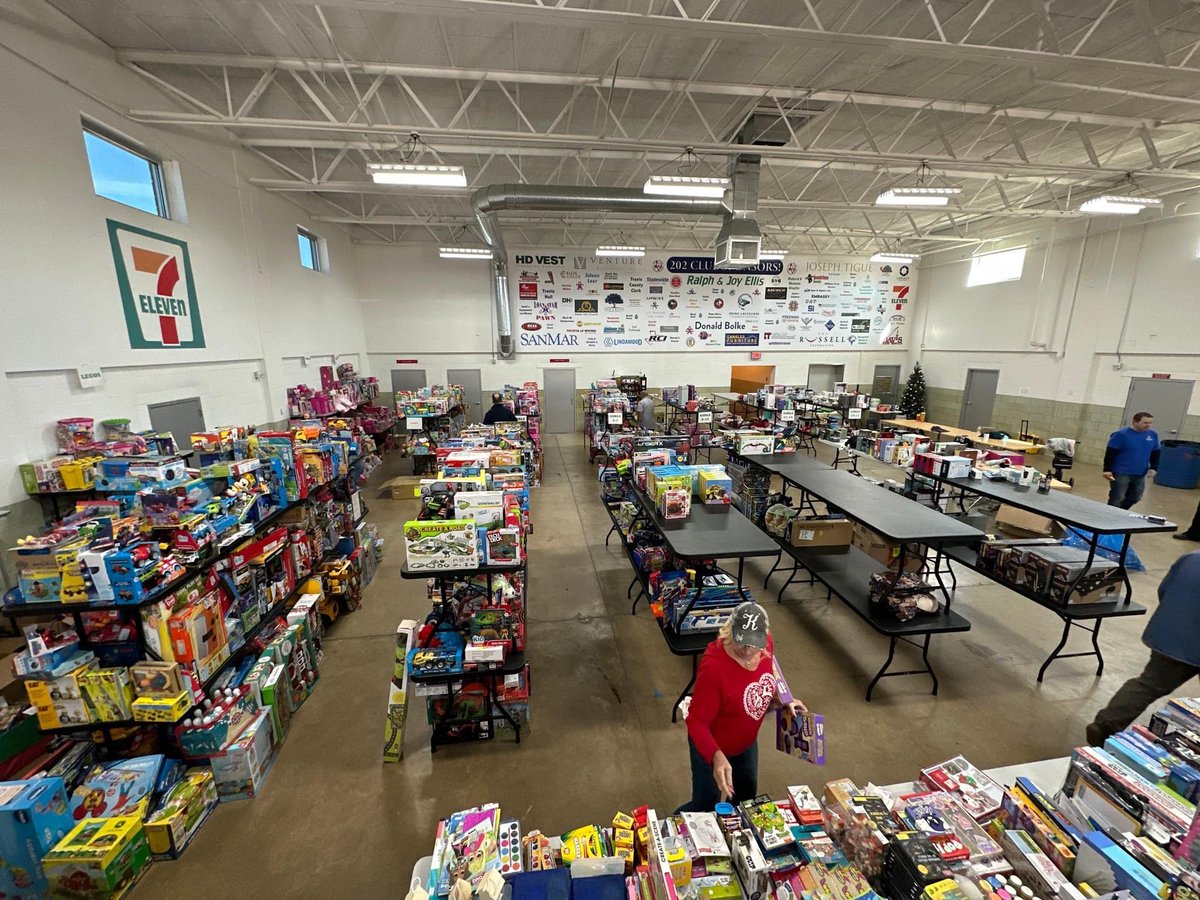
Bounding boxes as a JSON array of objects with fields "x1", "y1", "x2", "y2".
[
  {"x1": 995, "y1": 504, "x2": 1056, "y2": 537},
  {"x1": 789, "y1": 517, "x2": 853, "y2": 554},
  {"x1": 851, "y1": 523, "x2": 923, "y2": 572}
]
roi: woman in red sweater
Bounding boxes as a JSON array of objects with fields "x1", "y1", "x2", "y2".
[{"x1": 680, "y1": 601, "x2": 806, "y2": 812}]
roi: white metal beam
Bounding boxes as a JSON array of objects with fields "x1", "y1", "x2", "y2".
[{"x1": 114, "y1": 50, "x2": 1181, "y2": 132}]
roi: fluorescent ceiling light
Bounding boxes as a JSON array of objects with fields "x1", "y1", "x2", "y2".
[
  {"x1": 439, "y1": 247, "x2": 492, "y2": 259},
  {"x1": 870, "y1": 252, "x2": 920, "y2": 263},
  {"x1": 875, "y1": 187, "x2": 961, "y2": 207},
  {"x1": 596, "y1": 245, "x2": 646, "y2": 258},
  {"x1": 1078, "y1": 194, "x2": 1163, "y2": 215},
  {"x1": 643, "y1": 175, "x2": 730, "y2": 198},
  {"x1": 758, "y1": 250, "x2": 786, "y2": 260},
  {"x1": 367, "y1": 163, "x2": 467, "y2": 186}
]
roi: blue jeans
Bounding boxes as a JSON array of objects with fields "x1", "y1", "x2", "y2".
[
  {"x1": 676, "y1": 738, "x2": 759, "y2": 813},
  {"x1": 1107, "y1": 473, "x2": 1145, "y2": 509}
]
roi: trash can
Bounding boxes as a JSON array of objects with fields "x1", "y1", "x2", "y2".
[{"x1": 1154, "y1": 439, "x2": 1200, "y2": 489}]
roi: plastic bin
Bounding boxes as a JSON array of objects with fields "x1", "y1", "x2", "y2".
[{"x1": 1154, "y1": 439, "x2": 1200, "y2": 489}]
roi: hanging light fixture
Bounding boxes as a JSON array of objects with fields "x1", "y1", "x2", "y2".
[
  {"x1": 367, "y1": 133, "x2": 467, "y2": 186},
  {"x1": 870, "y1": 251, "x2": 920, "y2": 263},
  {"x1": 876, "y1": 162, "x2": 962, "y2": 207},
  {"x1": 1078, "y1": 174, "x2": 1162, "y2": 215},
  {"x1": 644, "y1": 147, "x2": 731, "y2": 199},
  {"x1": 439, "y1": 246, "x2": 493, "y2": 259},
  {"x1": 596, "y1": 244, "x2": 646, "y2": 258}
]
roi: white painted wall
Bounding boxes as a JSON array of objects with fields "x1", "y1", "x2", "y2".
[
  {"x1": 0, "y1": 4, "x2": 366, "y2": 505},
  {"x1": 357, "y1": 245, "x2": 910, "y2": 391},
  {"x1": 911, "y1": 214, "x2": 1200, "y2": 415}
]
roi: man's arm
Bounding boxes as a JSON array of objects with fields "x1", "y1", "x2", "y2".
[
  {"x1": 1149, "y1": 448, "x2": 1161, "y2": 471},
  {"x1": 1103, "y1": 444, "x2": 1118, "y2": 480}
]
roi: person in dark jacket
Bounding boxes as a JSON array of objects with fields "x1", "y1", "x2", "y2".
[
  {"x1": 482, "y1": 393, "x2": 517, "y2": 425},
  {"x1": 1173, "y1": 499, "x2": 1200, "y2": 542},
  {"x1": 1102, "y1": 411, "x2": 1160, "y2": 509},
  {"x1": 1087, "y1": 550, "x2": 1200, "y2": 745}
]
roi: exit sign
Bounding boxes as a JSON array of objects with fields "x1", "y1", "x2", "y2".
[
  {"x1": 395, "y1": 358, "x2": 418, "y2": 364},
  {"x1": 549, "y1": 358, "x2": 570, "y2": 363},
  {"x1": 1152, "y1": 373, "x2": 1172, "y2": 379}
]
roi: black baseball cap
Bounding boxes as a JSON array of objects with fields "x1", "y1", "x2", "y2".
[{"x1": 731, "y1": 601, "x2": 769, "y2": 649}]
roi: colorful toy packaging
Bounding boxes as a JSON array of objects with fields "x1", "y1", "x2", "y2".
[
  {"x1": 68, "y1": 755, "x2": 164, "y2": 823},
  {"x1": 0, "y1": 777, "x2": 74, "y2": 899},
  {"x1": 403, "y1": 519, "x2": 479, "y2": 571},
  {"x1": 143, "y1": 768, "x2": 219, "y2": 858},
  {"x1": 41, "y1": 815, "x2": 150, "y2": 900},
  {"x1": 209, "y1": 710, "x2": 276, "y2": 801}
]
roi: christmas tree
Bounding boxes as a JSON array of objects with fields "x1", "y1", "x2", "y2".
[{"x1": 899, "y1": 362, "x2": 927, "y2": 418}]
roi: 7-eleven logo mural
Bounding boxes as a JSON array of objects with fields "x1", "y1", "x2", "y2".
[{"x1": 107, "y1": 220, "x2": 206, "y2": 349}]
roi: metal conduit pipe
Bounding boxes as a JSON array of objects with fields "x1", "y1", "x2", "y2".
[{"x1": 472, "y1": 184, "x2": 726, "y2": 358}]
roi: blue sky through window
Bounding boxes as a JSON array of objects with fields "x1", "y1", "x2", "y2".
[
  {"x1": 298, "y1": 231, "x2": 319, "y2": 270},
  {"x1": 83, "y1": 130, "x2": 163, "y2": 216}
]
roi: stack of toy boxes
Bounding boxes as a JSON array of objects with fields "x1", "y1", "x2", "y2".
[
  {"x1": 209, "y1": 709, "x2": 276, "y2": 801},
  {"x1": 42, "y1": 815, "x2": 151, "y2": 897},
  {"x1": 11, "y1": 619, "x2": 80, "y2": 677},
  {"x1": 18, "y1": 455, "x2": 74, "y2": 494},
  {"x1": 0, "y1": 777, "x2": 74, "y2": 898},
  {"x1": 697, "y1": 468, "x2": 733, "y2": 505},
  {"x1": 24, "y1": 653, "x2": 99, "y2": 728},
  {"x1": 645, "y1": 465, "x2": 691, "y2": 500}
]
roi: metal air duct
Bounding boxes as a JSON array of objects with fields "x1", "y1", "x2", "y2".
[
  {"x1": 715, "y1": 154, "x2": 762, "y2": 268},
  {"x1": 472, "y1": 185, "x2": 725, "y2": 358}
]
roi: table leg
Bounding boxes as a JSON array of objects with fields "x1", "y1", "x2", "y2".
[
  {"x1": 672, "y1": 654, "x2": 699, "y2": 724},
  {"x1": 764, "y1": 550, "x2": 783, "y2": 588},
  {"x1": 777, "y1": 560, "x2": 799, "y2": 604},
  {"x1": 489, "y1": 676, "x2": 522, "y2": 745},
  {"x1": 627, "y1": 574, "x2": 639, "y2": 599},
  {"x1": 736, "y1": 557, "x2": 745, "y2": 589},
  {"x1": 605, "y1": 521, "x2": 617, "y2": 546},
  {"x1": 1037, "y1": 618, "x2": 1072, "y2": 683},
  {"x1": 1116, "y1": 533, "x2": 1133, "y2": 603},
  {"x1": 923, "y1": 634, "x2": 939, "y2": 696},
  {"x1": 866, "y1": 637, "x2": 897, "y2": 702}
]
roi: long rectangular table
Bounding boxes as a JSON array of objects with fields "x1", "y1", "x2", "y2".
[
  {"x1": 920, "y1": 470, "x2": 1172, "y2": 680},
  {"x1": 611, "y1": 483, "x2": 778, "y2": 721},
  {"x1": 890, "y1": 417, "x2": 1042, "y2": 455},
  {"x1": 741, "y1": 457, "x2": 982, "y2": 699}
]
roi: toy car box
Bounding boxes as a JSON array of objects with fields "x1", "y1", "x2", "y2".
[
  {"x1": 143, "y1": 768, "x2": 219, "y2": 859},
  {"x1": 697, "y1": 470, "x2": 733, "y2": 505},
  {"x1": 403, "y1": 519, "x2": 479, "y2": 571},
  {"x1": 42, "y1": 815, "x2": 150, "y2": 900},
  {"x1": 210, "y1": 709, "x2": 276, "y2": 801},
  {"x1": 0, "y1": 777, "x2": 74, "y2": 900}
]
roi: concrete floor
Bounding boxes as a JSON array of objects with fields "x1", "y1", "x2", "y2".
[{"x1": 136, "y1": 435, "x2": 1200, "y2": 898}]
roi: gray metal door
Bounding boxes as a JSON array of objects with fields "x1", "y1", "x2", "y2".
[
  {"x1": 447, "y1": 368, "x2": 483, "y2": 423},
  {"x1": 807, "y1": 364, "x2": 844, "y2": 393},
  {"x1": 872, "y1": 365, "x2": 901, "y2": 400},
  {"x1": 148, "y1": 397, "x2": 205, "y2": 458},
  {"x1": 390, "y1": 369, "x2": 427, "y2": 398},
  {"x1": 1122, "y1": 378, "x2": 1194, "y2": 439},
  {"x1": 543, "y1": 369, "x2": 576, "y2": 434},
  {"x1": 959, "y1": 369, "x2": 1000, "y2": 431}
]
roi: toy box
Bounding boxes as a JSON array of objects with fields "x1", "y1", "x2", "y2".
[
  {"x1": 0, "y1": 777, "x2": 73, "y2": 900},
  {"x1": 19, "y1": 456, "x2": 73, "y2": 494},
  {"x1": 403, "y1": 519, "x2": 478, "y2": 571},
  {"x1": 659, "y1": 488, "x2": 691, "y2": 520},
  {"x1": 175, "y1": 687, "x2": 259, "y2": 757},
  {"x1": 69, "y1": 756, "x2": 164, "y2": 823},
  {"x1": 484, "y1": 528, "x2": 522, "y2": 566},
  {"x1": 79, "y1": 668, "x2": 135, "y2": 722},
  {"x1": 42, "y1": 815, "x2": 150, "y2": 900},
  {"x1": 129, "y1": 661, "x2": 186, "y2": 699},
  {"x1": 257, "y1": 665, "x2": 293, "y2": 747},
  {"x1": 25, "y1": 656, "x2": 98, "y2": 729},
  {"x1": 453, "y1": 491, "x2": 505, "y2": 529},
  {"x1": 132, "y1": 691, "x2": 191, "y2": 723},
  {"x1": 143, "y1": 768, "x2": 218, "y2": 859},
  {"x1": 168, "y1": 591, "x2": 230, "y2": 683},
  {"x1": 383, "y1": 620, "x2": 418, "y2": 764},
  {"x1": 697, "y1": 470, "x2": 732, "y2": 505},
  {"x1": 138, "y1": 573, "x2": 211, "y2": 662},
  {"x1": 736, "y1": 434, "x2": 775, "y2": 456},
  {"x1": 210, "y1": 710, "x2": 275, "y2": 801},
  {"x1": 776, "y1": 706, "x2": 825, "y2": 765}
]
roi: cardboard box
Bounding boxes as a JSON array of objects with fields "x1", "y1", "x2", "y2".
[
  {"x1": 132, "y1": 691, "x2": 191, "y2": 723},
  {"x1": 210, "y1": 710, "x2": 275, "y2": 801},
  {"x1": 995, "y1": 504, "x2": 1056, "y2": 537},
  {"x1": 790, "y1": 518, "x2": 853, "y2": 554},
  {"x1": 851, "y1": 523, "x2": 923, "y2": 573},
  {"x1": 383, "y1": 620, "x2": 417, "y2": 764},
  {"x1": 79, "y1": 668, "x2": 135, "y2": 722},
  {"x1": 698, "y1": 470, "x2": 732, "y2": 504},
  {"x1": 0, "y1": 778, "x2": 74, "y2": 900},
  {"x1": 402, "y1": 519, "x2": 478, "y2": 571},
  {"x1": 42, "y1": 815, "x2": 150, "y2": 900},
  {"x1": 143, "y1": 768, "x2": 219, "y2": 859}
]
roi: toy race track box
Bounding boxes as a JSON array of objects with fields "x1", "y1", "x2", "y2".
[
  {"x1": 42, "y1": 815, "x2": 150, "y2": 900},
  {"x1": 0, "y1": 777, "x2": 73, "y2": 900},
  {"x1": 209, "y1": 709, "x2": 276, "y2": 802},
  {"x1": 775, "y1": 706, "x2": 826, "y2": 766},
  {"x1": 383, "y1": 619, "x2": 418, "y2": 764},
  {"x1": 69, "y1": 755, "x2": 165, "y2": 823},
  {"x1": 403, "y1": 519, "x2": 479, "y2": 572},
  {"x1": 143, "y1": 768, "x2": 219, "y2": 859}
]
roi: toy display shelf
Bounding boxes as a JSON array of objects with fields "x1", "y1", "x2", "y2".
[
  {"x1": 400, "y1": 560, "x2": 524, "y2": 580},
  {"x1": 288, "y1": 397, "x2": 370, "y2": 420},
  {"x1": 408, "y1": 650, "x2": 528, "y2": 752}
]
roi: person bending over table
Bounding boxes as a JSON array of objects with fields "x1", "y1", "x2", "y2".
[{"x1": 678, "y1": 601, "x2": 807, "y2": 812}]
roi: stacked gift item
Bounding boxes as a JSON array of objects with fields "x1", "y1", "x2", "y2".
[{"x1": 649, "y1": 568, "x2": 751, "y2": 635}]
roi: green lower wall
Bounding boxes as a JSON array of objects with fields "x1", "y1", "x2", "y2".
[{"x1": 922, "y1": 386, "x2": 1199, "y2": 467}]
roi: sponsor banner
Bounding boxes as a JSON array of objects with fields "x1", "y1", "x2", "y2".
[
  {"x1": 108, "y1": 220, "x2": 205, "y2": 349},
  {"x1": 510, "y1": 249, "x2": 914, "y2": 352}
]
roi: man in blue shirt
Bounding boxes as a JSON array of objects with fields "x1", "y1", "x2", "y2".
[
  {"x1": 1087, "y1": 550, "x2": 1200, "y2": 745},
  {"x1": 1102, "y1": 411, "x2": 1160, "y2": 509}
]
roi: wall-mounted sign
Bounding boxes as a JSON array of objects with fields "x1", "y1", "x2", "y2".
[
  {"x1": 510, "y1": 249, "x2": 913, "y2": 353},
  {"x1": 107, "y1": 220, "x2": 205, "y2": 349},
  {"x1": 77, "y1": 364, "x2": 104, "y2": 390},
  {"x1": 395, "y1": 358, "x2": 419, "y2": 364}
]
